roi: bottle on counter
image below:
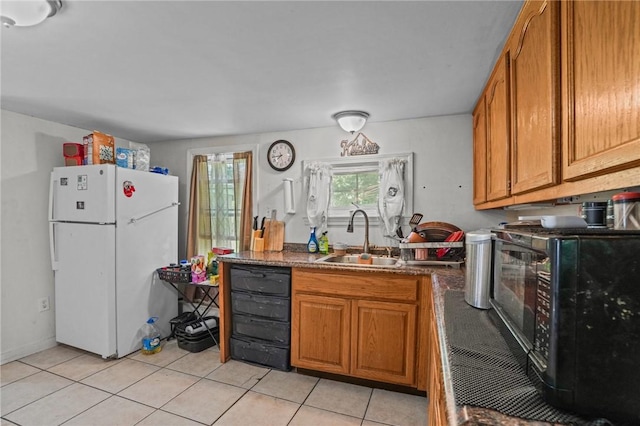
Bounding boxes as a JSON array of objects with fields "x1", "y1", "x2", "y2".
[
  {"x1": 141, "y1": 317, "x2": 162, "y2": 355},
  {"x1": 606, "y1": 199, "x2": 615, "y2": 229},
  {"x1": 307, "y1": 227, "x2": 319, "y2": 253},
  {"x1": 318, "y1": 231, "x2": 329, "y2": 254}
]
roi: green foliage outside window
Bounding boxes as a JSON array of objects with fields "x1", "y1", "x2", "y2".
[{"x1": 331, "y1": 171, "x2": 379, "y2": 208}]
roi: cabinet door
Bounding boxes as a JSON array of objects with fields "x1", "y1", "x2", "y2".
[
  {"x1": 472, "y1": 98, "x2": 487, "y2": 205},
  {"x1": 351, "y1": 300, "x2": 417, "y2": 386},
  {"x1": 486, "y1": 53, "x2": 511, "y2": 201},
  {"x1": 562, "y1": 1, "x2": 640, "y2": 180},
  {"x1": 291, "y1": 293, "x2": 350, "y2": 375},
  {"x1": 510, "y1": 0, "x2": 560, "y2": 194}
]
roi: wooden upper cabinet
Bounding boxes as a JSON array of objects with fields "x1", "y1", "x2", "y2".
[
  {"x1": 510, "y1": 0, "x2": 560, "y2": 194},
  {"x1": 561, "y1": 1, "x2": 640, "y2": 181},
  {"x1": 472, "y1": 99, "x2": 487, "y2": 205},
  {"x1": 486, "y1": 53, "x2": 511, "y2": 201}
]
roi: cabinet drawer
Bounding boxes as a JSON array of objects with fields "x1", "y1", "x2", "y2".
[
  {"x1": 230, "y1": 265, "x2": 291, "y2": 296},
  {"x1": 232, "y1": 314, "x2": 290, "y2": 345},
  {"x1": 230, "y1": 335, "x2": 290, "y2": 371},
  {"x1": 231, "y1": 291, "x2": 291, "y2": 321},
  {"x1": 293, "y1": 269, "x2": 419, "y2": 302}
]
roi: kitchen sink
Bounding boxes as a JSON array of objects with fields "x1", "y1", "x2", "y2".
[{"x1": 315, "y1": 254, "x2": 399, "y2": 267}]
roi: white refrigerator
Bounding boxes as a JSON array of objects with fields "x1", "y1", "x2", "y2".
[{"x1": 49, "y1": 164, "x2": 179, "y2": 358}]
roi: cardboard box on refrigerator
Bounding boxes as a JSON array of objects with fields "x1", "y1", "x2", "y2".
[{"x1": 83, "y1": 131, "x2": 115, "y2": 165}]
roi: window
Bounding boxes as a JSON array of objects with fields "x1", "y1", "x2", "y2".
[
  {"x1": 331, "y1": 170, "x2": 378, "y2": 209},
  {"x1": 199, "y1": 153, "x2": 239, "y2": 248},
  {"x1": 303, "y1": 152, "x2": 413, "y2": 225},
  {"x1": 186, "y1": 145, "x2": 257, "y2": 256}
]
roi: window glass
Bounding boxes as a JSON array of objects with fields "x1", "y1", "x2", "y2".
[{"x1": 331, "y1": 170, "x2": 378, "y2": 209}]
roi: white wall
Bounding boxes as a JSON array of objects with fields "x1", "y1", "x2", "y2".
[
  {"x1": 0, "y1": 110, "x2": 507, "y2": 362},
  {"x1": 149, "y1": 114, "x2": 507, "y2": 258},
  {"x1": 0, "y1": 110, "x2": 134, "y2": 363}
]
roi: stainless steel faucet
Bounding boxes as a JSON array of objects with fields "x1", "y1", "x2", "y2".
[{"x1": 347, "y1": 209, "x2": 370, "y2": 254}]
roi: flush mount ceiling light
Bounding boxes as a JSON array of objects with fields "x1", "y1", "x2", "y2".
[
  {"x1": 1, "y1": 0, "x2": 62, "y2": 28},
  {"x1": 332, "y1": 110, "x2": 370, "y2": 134}
]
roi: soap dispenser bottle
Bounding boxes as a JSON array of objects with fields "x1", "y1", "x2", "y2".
[
  {"x1": 318, "y1": 231, "x2": 329, "y2": 254},
  {"x1": 307, "y1": 227, "x2": 319, "y2": 253}
]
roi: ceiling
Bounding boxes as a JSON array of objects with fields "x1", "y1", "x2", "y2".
[{"x1": 1, "y1": 1, "x2": 523, "y2": 143}]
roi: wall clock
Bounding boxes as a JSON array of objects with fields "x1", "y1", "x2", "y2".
[{"x1": 267, "y1": 140, "x2": 296, "y2": 172}]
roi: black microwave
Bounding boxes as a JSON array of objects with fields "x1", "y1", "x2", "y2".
[{"x1": 490, "y1": 228, "x2": 640, "y2": 424}]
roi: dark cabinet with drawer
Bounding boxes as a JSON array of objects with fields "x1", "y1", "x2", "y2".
[{"x1": 229, "y1": 264, "x2": 291, "y2": 370}]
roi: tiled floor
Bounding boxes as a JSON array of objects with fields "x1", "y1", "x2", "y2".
[{"x1": 1, "y1": 340, "x2": 428, "y2": 426}]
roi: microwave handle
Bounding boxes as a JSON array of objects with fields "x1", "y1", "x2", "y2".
[{"x1": 494, "y1": 236, "x2": 547, "y2": 255}]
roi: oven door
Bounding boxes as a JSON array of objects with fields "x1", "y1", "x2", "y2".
[{"x1": 490, "y1": 232, "x2": 549, "y2": 357}]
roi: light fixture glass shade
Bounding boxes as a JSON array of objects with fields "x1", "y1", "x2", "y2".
[
  {"x1": 332, "y1": 110, "x2": 370, "y2": 134},
  {"x1": 1, "y1": 0, "x2": 62, "y2": 28}
]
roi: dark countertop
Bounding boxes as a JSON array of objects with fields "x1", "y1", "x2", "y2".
[
  {"x1": 219, "y1": 250, "x2": 463, "y2": 277},
  {"x1": 432, "y1": 275, "x2": 544, "y2": 425},
  {"x1": 432, "y1": 275, "x2": 591, "y2": 425}
]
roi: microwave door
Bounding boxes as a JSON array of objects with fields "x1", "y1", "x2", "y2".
[{"x1": 492, "y1": 237, "x2": 546, "y2": 353}]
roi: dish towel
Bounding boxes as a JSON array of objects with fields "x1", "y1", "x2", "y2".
[
  {"x1": 378, "y1": 158, "x2": 406, "y2": 237},
  {"x1": 305, "y1": 162, "x2": 331, "y2": 229}
]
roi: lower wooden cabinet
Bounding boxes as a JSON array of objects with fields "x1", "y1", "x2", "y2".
[
  {"x1": 292, "y1": 293, "x2": 350, "y2": 375},
  {"x1": 351, "y1": 299, "x2": 417, "y2": 384},
  {"x1": 291, "y1": 268, "x2": 421, "y2": 387}
]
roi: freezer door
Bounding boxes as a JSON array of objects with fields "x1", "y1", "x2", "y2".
[
  {"x1": 50, "y1": 165, "x2": 116, "y2": 223},
  {"x1": 53, "y1": 222, "x2": 117, "y2": 358},
  {"x1": 115, "y1": 169, "x2": 179, "y2": 356}
]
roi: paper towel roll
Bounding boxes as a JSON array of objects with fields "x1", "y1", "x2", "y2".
[{"x1": 283, "y1": 178, "x2": 295, "y2": 214}]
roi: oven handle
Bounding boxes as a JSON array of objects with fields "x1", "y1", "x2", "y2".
[{"x1": 493, "y1": 236, "x2": 548, "y2": 255}]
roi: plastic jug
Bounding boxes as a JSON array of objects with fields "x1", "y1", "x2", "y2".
[{"x1": 141, "y1": 317, "x2": 162, "y2": 355}]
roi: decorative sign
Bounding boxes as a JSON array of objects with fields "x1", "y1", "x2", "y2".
[{"x1": 340, "y1": 132, "x2": 380, "y2": 157}]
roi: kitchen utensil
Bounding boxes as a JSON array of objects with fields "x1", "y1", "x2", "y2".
[
  {"x1": 406, "y1": 231, "x2": 426, "y2": 243},
  {"x1": 397, "y1": 212, "x2": 424, "y2": 239},
  {"x1": 408, "y1": 213, "x2": 423, "y2": 230},
  {"x1": 253, "y1": 216, "x2": 258, "y2": 230},
  {"x1": 416, "y1": 221, "x2": 462, "y2": 242},
  {"x1": 437, "y1": 230, "x2": 465, "y2": 259}
]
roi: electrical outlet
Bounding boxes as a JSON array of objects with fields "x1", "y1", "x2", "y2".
[{"x1": 38, "y1": 296, "x2": 50, "y2": 312}]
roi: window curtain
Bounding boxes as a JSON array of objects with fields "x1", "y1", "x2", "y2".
[
  {"x1": 186, "y1": 155, "x2": 212, "y2": 259},
  {"x1": 305, "y1": 162, "x2": 331, "y2": 230},
  {"x1": 185, "y1": 155, "x2": 212, "y2": 302},
  {"x1": 233, "y1": 151, "x2": 253, "y2": 252},
  {"x1": 377, "y1": 158, "x2": 406, "y2": 237},
  {"x1": 185, "y1": 151, "x2": 252, "y2": 300}
]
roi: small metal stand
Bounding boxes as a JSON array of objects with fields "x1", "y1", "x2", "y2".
[{"x1": 159, "y1": 278, "x2": 220, "y2": 347}]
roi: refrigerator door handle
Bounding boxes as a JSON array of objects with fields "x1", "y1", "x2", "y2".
[
  {"x1": 48, "y1": 174, "x2": 56, "y2": 222},
  {"x1": 50, "y1": 221, "x2": 59, "y2": 271},
  {"x1": 128, "y1": 202, "x2": 180, "y2": 224}
]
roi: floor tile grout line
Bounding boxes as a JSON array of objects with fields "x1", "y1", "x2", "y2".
[
  {"x1": 208, "y1": 387, "x2": 251, "y2": 425},
  {"x1": 0, "y1": 360, "x2": 45, "y2": 388},
  {"x1": 0, "y1": 373, "x2": 77, "y2": 417}
]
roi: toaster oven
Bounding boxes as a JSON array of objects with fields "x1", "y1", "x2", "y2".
[{"x1": 490, "y1": 228, "x2": 640, "y2": 423}]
